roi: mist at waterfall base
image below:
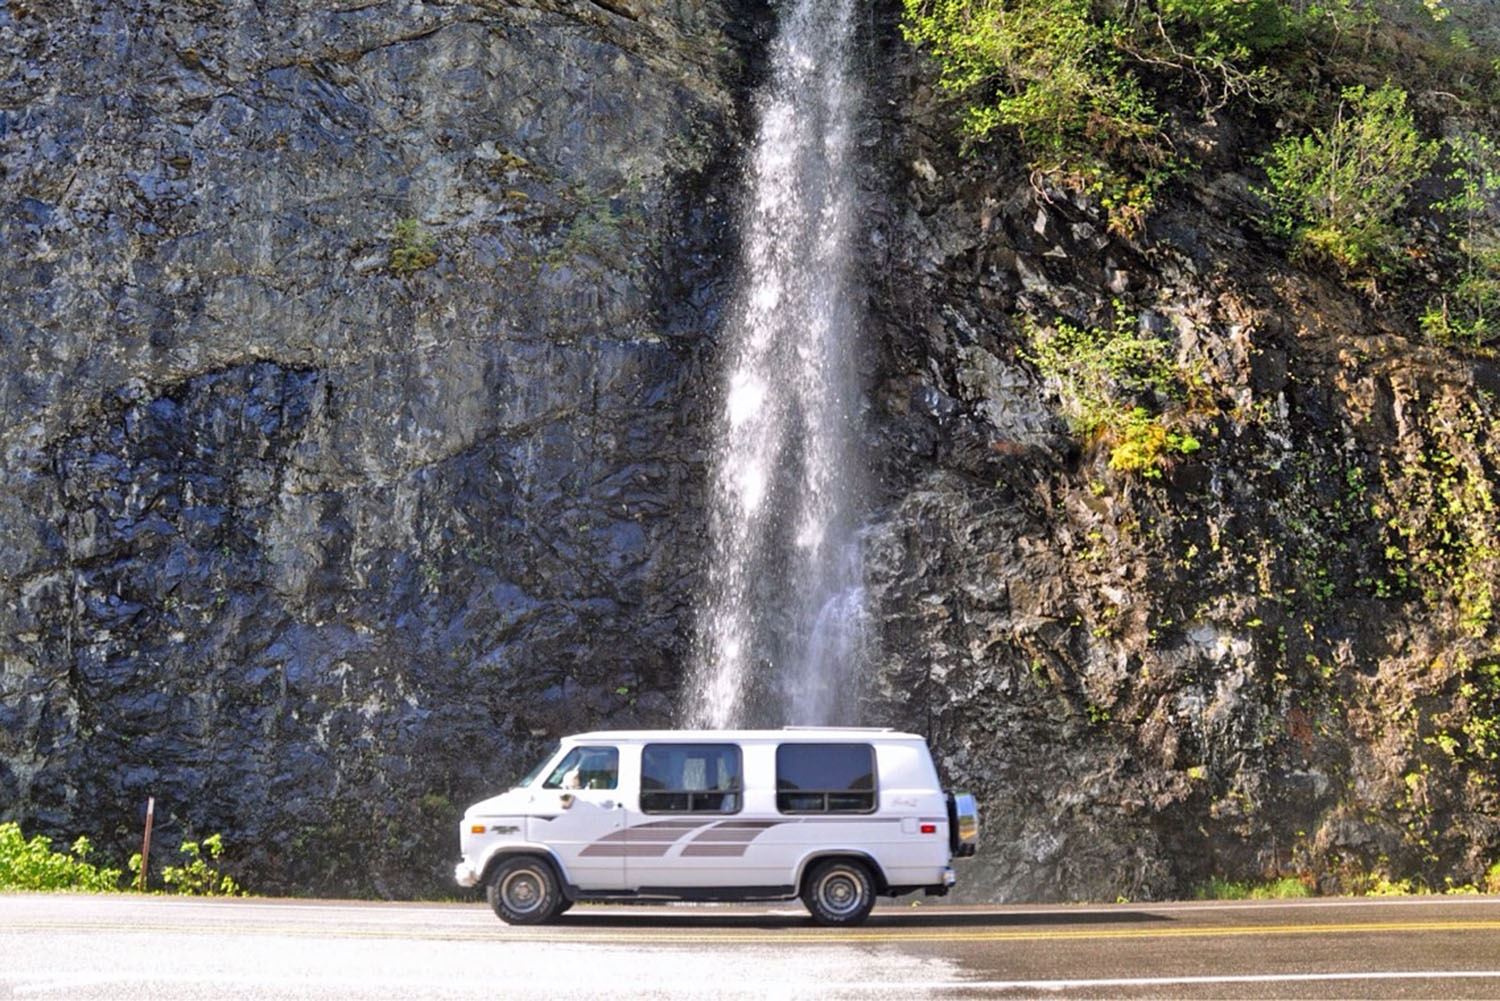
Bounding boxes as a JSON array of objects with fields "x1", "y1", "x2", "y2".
[{"x1": 687, "y1": 0, "x2": 873, "y2": 731}]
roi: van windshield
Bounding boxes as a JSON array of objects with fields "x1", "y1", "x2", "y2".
[{"x1": 514, "y1": 742, "x2": 560, "y2": 789}]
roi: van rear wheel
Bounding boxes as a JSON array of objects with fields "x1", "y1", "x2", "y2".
[
  {"x1": 486, "y1": 856, "x2": 563, "y2": 925},
  {"x1": 802, "y1": 859, "x2": 876, "y2": 926}
]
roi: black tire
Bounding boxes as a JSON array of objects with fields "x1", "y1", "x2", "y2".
[
  {"x1": 801, "y1": 858, "x2": 876, "y2": 926},
  {"x1": 485, "y1": 856, "x2": 564, "y2": 925},
  {"x1": 554, "y1": 898, "x2": 575, "y2": 916}
]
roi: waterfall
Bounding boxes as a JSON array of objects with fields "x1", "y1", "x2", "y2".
[{"x1": 687, "y1": 0, "x2": 869, "y2": 729}]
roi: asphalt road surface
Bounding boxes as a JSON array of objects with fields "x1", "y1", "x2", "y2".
[{"x1": 4, "y1": 893, "x2": 1500, "y2": 999}]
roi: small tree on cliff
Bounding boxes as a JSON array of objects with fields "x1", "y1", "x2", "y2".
[{"x1": 1258, "y1": 83, "x2": 1437, "y2": 273}]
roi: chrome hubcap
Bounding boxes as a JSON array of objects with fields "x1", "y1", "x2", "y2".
[
  {"x1": 818, "y1": 871, "x2": 862, "y2": 916},
  {"x1": 501, "y1": 869, "x2": 545, "y2": 913}
]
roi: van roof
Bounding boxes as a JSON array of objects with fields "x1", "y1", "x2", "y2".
[{"x1": 564, "y1": 728, "x2": 925, "y2": 743}]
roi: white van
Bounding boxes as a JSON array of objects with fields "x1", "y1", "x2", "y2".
[{"x1": 454, "y1": 727, "x2": 979, "y2": 925}]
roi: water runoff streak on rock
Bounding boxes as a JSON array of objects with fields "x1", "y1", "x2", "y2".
[{"x1": 688, "y1": 0, "x2": 869, "y2": 728}]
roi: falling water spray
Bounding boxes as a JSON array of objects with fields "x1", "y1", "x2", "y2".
[{"x1": 688, "y1": 0, "x2": 870, "y2": 728}]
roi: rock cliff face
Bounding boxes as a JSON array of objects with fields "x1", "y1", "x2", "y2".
[
  {"x1": 3, "y1": 0, "x2": 1497, "y2": 900},
  {"x1": 858, "y1": 6, "x2": 1500, "y2": 899},
  {"x1": 1, "y1": 0, "x2": 755, "y2": 896}
]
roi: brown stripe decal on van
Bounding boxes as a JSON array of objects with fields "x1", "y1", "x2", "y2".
[
  {"x1": 578, "y1": 843, "x2": 670, "y2": 858},
  {"x1": 580, "y1": 820, "x2": 708, "y2": 857},
  {"x1": 674, "y1": 819, "x2": 791, "y2": 857},
  {"x1": 602, "y1": 821, "x2": 704, "y2": 840},
  {"x1": 594, "y1": 829, "x2": 697, "y2": 845},
  {"x1": 679, "y1": 843, "x2": 747, "y2": 857},
  {"x1": 691, "y1": 828, "x2": 766, "y2": 843},
  {"x1": 580, "y1": 816, "x2": 905, "y2": 860}
]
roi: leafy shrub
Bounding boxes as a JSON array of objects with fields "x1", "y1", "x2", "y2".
[
  {"x1": 1423, "y1": 131, "x2": 1500, "y2": 345},
  {"x1": 1363, "y1": 873, "x2": 1422, "y2": 895},
  {"x1": 899, "y1": 0, "x2": 1343, "y2": 233},
  {"x1": 0, "y1": 822, "x2": 123, "y2": 893},
  {"x1": 151, "y1": 833, "x2": 243, "y2": 897},
  {"x1": 1109, "y1": 406, "x2": 1202, "y2": 477},
  {"x1": 1157, "y1": 0, "x2": 1298, "y2": 58},
  {"x1": 1024, "y1": 312, "x2": 1202, "y2": 478},
  {"x1": 1258, "y1": 83, "x2": 1438, "y2": 271},
  {"x1": 0, "y1": 822, "x2": 245, "y2": 896},
  {"x1": 1023, "y1": 312, "x2": 1179, "y2": 431},
  {"x1": 901, "y1": 0, "x2": 1175, "y2": 233},
  {"x1": 1348, "y1": 865, "x2": 1500, "y2": 896},
  {"x1": 389, "y1": 218, "x2": 438, "y2": 275}
]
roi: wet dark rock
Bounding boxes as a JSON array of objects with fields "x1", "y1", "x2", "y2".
[
  {"x1": 1, "y1": 0, "x2": 746, "y2": 897},
  {"x1": 4, "y1": 0, "x2": 1499, "y2": 905},
  {"x1": 860, "y1": 8, "x2": 1500, "y2": 901}
]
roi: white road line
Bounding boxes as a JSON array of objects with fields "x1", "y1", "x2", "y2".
[{"x1": 933, "y1": 970, "x2": 1500, "y2": 992}]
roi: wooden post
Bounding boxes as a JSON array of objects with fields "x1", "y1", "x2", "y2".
[{"x1": 137, "y1": 796, "x2": 155, "y2": 893}]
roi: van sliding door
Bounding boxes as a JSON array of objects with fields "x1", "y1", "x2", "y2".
[{"x1": 623, "y1": 743, "x2": 747, "y2": 890}]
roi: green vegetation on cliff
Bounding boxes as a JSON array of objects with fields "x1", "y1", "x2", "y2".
[
  {"x1": 900, "y1": 0, "x2": 1363, "y2": 232},
  {"x1": 897, "y1": 0, "x2": 1500, "y2": 899},
  {"x1": 388, "y1": 218, "x2": 439, "y2": 275},
  {"x1": 1022, "y1": 311, "x2": 1203, "y2": 477},
  {"x1": 1374, "y1": 390, "x2": 1499, "y2": 636},
  {"x1": 1259, "y1": 83, "x2": 1436, "y2": 272},
  {"x1": 901, "y1": 0, "x2": 1172, "y2": 231},
  {"x1": 902, "y1": 0, "x2": 1500, "y2": 324},
  {"x1": 1425, "y1": 131, "x2": 1500, "y2": 344}
]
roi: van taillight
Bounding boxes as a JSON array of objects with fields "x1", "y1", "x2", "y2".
[{"x1": 920, "y1": 823, "x2": 937, "y2": 834}]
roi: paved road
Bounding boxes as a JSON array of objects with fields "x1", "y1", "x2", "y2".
[{"x1": 3, "y1": 893, "x2": 1500, "y2": 999}]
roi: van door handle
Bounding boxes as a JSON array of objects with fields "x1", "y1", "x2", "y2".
[{"x1": 602, "y1": 800, "x2": 616, "y2": 809}]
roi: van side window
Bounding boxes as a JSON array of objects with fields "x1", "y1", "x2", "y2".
[
  {"x1": 641, "y1": 744, "x2": 742, "y2": 813},
  {"x1": 776, "y1": 743, "x2": 876, "y2": 814},
  {"x1": 542, "y1": 746, "x2": 619, "y2": 790}
]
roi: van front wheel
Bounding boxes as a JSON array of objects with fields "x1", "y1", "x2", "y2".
[
  {"x1": 802, "y1": 859, "x2": 876, "y2": 926},
  {"x1": 486, "y1": 857, "x2": 563, "y2": 925}
]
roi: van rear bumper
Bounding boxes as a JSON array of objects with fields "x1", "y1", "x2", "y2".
[
  {"x1": 886, "y1": 866, "x2": 957, "y2": 899},
  {"x1": 923, "y1": 867, "x2": 956, "y2": 897}
]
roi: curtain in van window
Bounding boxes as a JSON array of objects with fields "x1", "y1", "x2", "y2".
[{"x1": 640, "y1": 744, "x2": 742, "y2": 813}]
